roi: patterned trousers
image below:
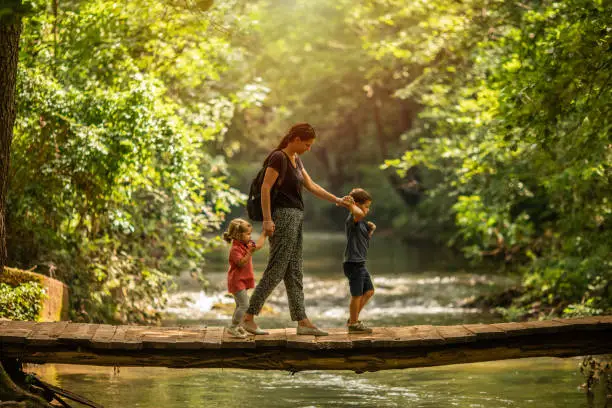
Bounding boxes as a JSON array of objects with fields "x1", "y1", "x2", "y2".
[{"x1": 246, "y1": 207, "x2": 307, "y2": 321}]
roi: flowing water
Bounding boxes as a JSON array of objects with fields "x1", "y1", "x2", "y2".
[{"x1": 28, "y1": 232, "x2": 601, "y2": 407}]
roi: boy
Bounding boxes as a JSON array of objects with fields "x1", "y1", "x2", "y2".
[{"x1": 342, "y1": 188, "x2": 376, "y2": 333}]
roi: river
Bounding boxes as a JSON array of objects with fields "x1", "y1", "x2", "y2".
[{"x1": 28, "y1": 232, "x2": 600, "y2": 407}]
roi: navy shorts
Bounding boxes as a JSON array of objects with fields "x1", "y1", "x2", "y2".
[{"x1": 343, "y1": 262, "x2": 374, "y2": 297}]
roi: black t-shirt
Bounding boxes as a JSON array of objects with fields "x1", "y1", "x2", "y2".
[
  {"x1": 344, "y1": 214, "x2": 371, "y2": 263},
  {"x1": 267, "y1": 150, "x2": 304, "y2": 211}
]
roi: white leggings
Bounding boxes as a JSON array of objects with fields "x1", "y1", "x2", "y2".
[{"x1": 231, "y1": 289, "x2": 249, "y2": 327}]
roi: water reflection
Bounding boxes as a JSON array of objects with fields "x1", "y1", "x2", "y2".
[{"x1": 30, "y1": 359, "x2": 588, "y2": 408}]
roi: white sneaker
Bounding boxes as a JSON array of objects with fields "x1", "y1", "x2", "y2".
[{"x1": 227, "y1": 326, "x2": 247, "y2": 338}]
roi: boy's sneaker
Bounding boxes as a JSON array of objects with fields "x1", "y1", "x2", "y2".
[
  {"x1": 227, "y1": 326, "x2": 247, "y2": 338},
  {"x1": 348, "y1": 321, "x2": 373, "y2": 334}
]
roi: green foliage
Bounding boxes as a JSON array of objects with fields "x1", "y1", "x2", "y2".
[
  {"x1": 452, "y1": 195, "x2": 534, "y2": 260},
  {"x1": 0, "y1": 282, "x2": 45, "y2": 321},
  {"x1": 367, "y1": 0, "x2": 611, "y2": 314},
  {"x1": 494, "y1": 305, "x2": 525, "y2": 321},
  {"x1": 9, "y1": 0, "x2": 259, "y2": 323}
]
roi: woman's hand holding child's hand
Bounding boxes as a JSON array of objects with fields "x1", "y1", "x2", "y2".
[
  {"x1": 336, "y1": 195, "x2": 354, "y2": 207},
  {"x1": 367, "y1": 221, "x2": 376, "y2": 231},
  {"x1": 263, "y1": 220, "x2": 275, "y2": 236}
]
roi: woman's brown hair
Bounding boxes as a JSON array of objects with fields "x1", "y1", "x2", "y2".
[{"x1": 276, "y1": 123, "x2": 316, "y2": 150}]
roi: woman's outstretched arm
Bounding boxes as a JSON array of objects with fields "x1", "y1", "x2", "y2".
[{"x1": 301, "y1": 167, "x2": 344, "y2": 205}]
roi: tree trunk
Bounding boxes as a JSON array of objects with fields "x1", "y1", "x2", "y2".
[
  {"x1": 0, "y1": 14, "x2": 50, "y2": 408},
  {"x1": 0, "y1": 360, "x2": 52, "y2": 407},
  {"x1": 0, "y1": 15, "x2": 22, "y2": 273}
]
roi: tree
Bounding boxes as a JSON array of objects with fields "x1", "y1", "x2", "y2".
[
  {"x1": 8, "y1": 0, "x2": 262, "y2": 323},
  {"x1": 0, "y1": 1, "x2": 26, "y2": 273},
  {"x1": 0, "y1": 2, "x2": 54, "y2": 406}
]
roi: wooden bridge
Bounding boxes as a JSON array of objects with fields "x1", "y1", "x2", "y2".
[{"x1": 1, "y1": 316, "x2": 611, "y2": 373}]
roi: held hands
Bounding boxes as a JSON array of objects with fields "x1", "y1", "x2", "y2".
[
  {"x1": 262, "y1": 220, "x2": 275, "y2": 237},
  {"x1": 336, "y1": 195, "x2": 355, "y2": 208},
  {"x1": 367, "y1": 221, "x2": 376, "y2": 232}
]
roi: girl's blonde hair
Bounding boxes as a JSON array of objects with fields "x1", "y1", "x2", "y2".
[{"x1": 222, "y1": 218, "x2": 252, "y2": 243}]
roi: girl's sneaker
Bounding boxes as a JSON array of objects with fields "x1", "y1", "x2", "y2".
[
  {"x1": 227, "y1": 326, "x2": 247, "y2": 338},
  {"x1": 237, "y1": 326, "x2": 249, "y2": 336}
]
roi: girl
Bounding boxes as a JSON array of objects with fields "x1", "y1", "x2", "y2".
[{"x1": 222, "y1": 218, "x2": 267, "y2": 338}]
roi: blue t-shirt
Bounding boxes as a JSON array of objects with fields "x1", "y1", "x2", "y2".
[{"x1": 344, "y1": 214, "x2": 371, "y2": 263}]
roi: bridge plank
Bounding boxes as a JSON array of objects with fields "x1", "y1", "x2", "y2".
[
  {"x1": 554, "y1": 316, "x2": 612, "y2": 329},
  {"x1": 253, "y1": 328, "x2": 287, "y2": 347},
  {"x1": 521, "y1": 319, "x2": 569, "y2": 333},
  {"x1": 315, "y1": 328, "x2": 353, "y2": 350},
  {"x1": 348, "y1": 331, "x2": 374, "y2": 348},
  {"x1": 174, "y1": 327, "x2": 207, "y2": 350},
  {"x1": 597, "y1": 316, "x2": 612, "y2": 327},
  {"x1": 201, "y1": 327, "x2": 223, "y2": 349},
  {"x1": 371, "y1": 326, "x2": 445, "y2": 348},
  {"x1": 0, "y1": 321, "x2": 37, "y2": 343},
  {"x1": 435, "y1": 325, "x2": 477, "y2": 343},
  {"x1": 462, "y1": 323, "x2": 506, "y2": 339},
  {"x1": 490, "y1": 322, "x2": 538, "y2": 336},
  {"x1": 89, "y1": 325, "x2": 117, "y2": 349},
  {"x1": 110, "y1": 325, "x2": 143, "y2": 350},
  {"x1": 371, "y1": 327, "x2": 421, "y2": 347},
  {"x1": 367, "y1": 327, "x2": 396, "y2": 347},
  {"x1": 141, "y1": 327, "x2": 182, "y2": 349},
  {"x1": 58, "y1": 323, "x2": 100, "y2": 345},
  {"x1": 286, "y1": 328, "x2": 317, "y2": 350},
  {"x1": 416, "y1": 325, "x2": 446, "y2": 345},
  {"x1": 26, "y1": 322, "x2": 70, "y2": 346}
]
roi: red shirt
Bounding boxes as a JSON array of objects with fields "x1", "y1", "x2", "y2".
[{"x1": 227, "y1": 239, "x2": 255, "y2": 294}]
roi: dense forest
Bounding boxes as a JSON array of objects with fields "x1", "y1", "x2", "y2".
[{"x1": 1, "y1": 0, "x2": 610, "y2": 324}]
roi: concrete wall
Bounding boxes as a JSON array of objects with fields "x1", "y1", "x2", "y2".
[
  {"x1": 38, "y1": 273, "x2": 70, "y2": 322},
  {"x1": 1, "y1": 268, "x2": 70, "y2": 322}
]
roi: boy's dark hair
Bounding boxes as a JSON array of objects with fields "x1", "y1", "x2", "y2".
[{"x1": 349, "y1": 188, "x2": 372, "y2": 204}]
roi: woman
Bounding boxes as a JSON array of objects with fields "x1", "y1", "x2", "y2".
[{"x1": 242, "y1": 123, "x2": 351, "y2": 336}]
